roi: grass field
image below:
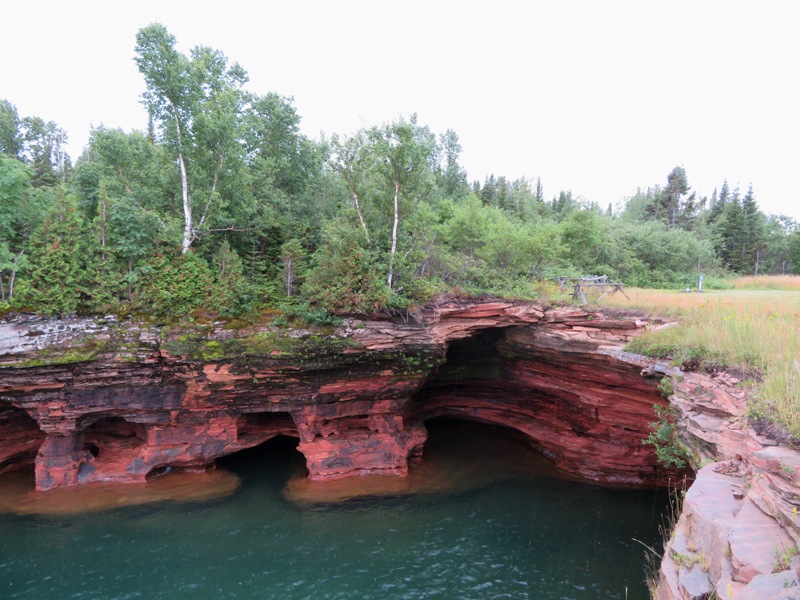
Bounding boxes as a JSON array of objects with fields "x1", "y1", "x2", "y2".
[{"x1": 589, "y1": 276, "x2": 800, "y2": 439}]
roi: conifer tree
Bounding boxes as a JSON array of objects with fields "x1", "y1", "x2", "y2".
[{"x1": 17, "y1": 191, "x2": 84, "y2": 315}]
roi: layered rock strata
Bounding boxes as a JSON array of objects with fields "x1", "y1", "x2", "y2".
[
  {"x1": 603, "y1": 350, "x2": 800, "y2": 600},
  {"x1": 2, "y1": 300, "x2": 797, "y2": 598},
  {"x1": 0, "y1": 301, "x2": 676, "y2": 492}
]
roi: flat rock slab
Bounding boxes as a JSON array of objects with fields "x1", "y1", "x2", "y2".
[
  {"x1": 679, "y1": 564, "x2": 713, "y2": 599},
  {"x1": 685, "y1": 463, "x2": 744, "y2": 524},
  {"x1": 739, "y1": 570, "x2": 800, "y2": 600},
  {"x1": 730, "y1": 498, "x2": 794, "y2": 583}
]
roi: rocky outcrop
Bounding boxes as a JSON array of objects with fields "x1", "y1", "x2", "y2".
[
  {"x1": 0, "y1": 301, "x2": 677, "y2": 493},
  {"x1": 5, "y1": 300, "x2": 797, "y2": 597},
  {"x1": 597, "y1": 353, "x2": 800, "y2": 600}
]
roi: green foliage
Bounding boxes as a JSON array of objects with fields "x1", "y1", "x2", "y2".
[
  {"x1": 773, "y1": 544, "x2": 798, "y2": 573},
  {"x1": 134, "y1": 250, "x2": 213, "y2": 317},
  {"x1": 209, "y1": 241, "x2": 256, "y2": 316},
  {"x1": 14, "y1": 190, "x2": 84, "y2": 316},
  {"x1": 3, "y1": 36, "x2": 799, "y2": 326},
  {"x1": 304, "y1": 219, "x2": 390, "y2": 313},
  {"x1": 644, "y1": 404, "x2": 688, "y2": 469},
  {"x1": 658, "y1": 377, "x2": 674, "y2": 398}
]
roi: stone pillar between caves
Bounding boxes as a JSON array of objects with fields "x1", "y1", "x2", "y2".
[
  {"x1": 297, "y1": 417, "x2": 427, "y2": 481},
  {"x1": 35, "y1": 431, "x2": 88, "y2": 491}
]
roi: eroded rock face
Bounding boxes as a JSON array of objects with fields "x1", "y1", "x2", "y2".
[
  {"x1": 0, "y1": 301, "x2": 674, "y2": 493},
  {"x1": 3, "y1": 301, "x2": 797, "y2": 597},
  {"x1": 626, "y1": 362, "x2": 800, "y2": 600}
]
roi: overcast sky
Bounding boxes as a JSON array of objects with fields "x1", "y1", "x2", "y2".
[{"x1": 4, "y1": 1, "x2": 798, "y2": 220}]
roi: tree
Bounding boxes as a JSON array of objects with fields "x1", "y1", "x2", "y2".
[
  {"x1": 789, "y1": 230, "x2": 800, "y2": 274},
  {"x1": 244, "y1": 93, "x2": 321, "y2": 199},
  {"x1": 304, "y1": 219, "x2": 388, "y2": 313},
  {"x1": 19, "y1": 116, "x2": 70, "y2": 187},
  {"x1": 210, "y1": 240, "x2": 252, "y2": 315},
  {"x1": 434, "y1": 129, "x2": 468, "y2": 200},
  {"x1": 16, "y1": 191, "x2": 84, "y2": 315},
  {"x1": 0, "y1": 156, "x2": 33, "y2": 302},
  {"x1": 108, "y1": 196, "x2": 162, "y2": 302},
  {"x1": 714, "y1": 189, "x2": 746, "y2": 272},
  {"x1": 329, "y1": 130, "x2": 373, "y2": 244},
  {"x1": 741, "y1": 185, "x2": 766, "y2": 274},
  {"x1": 278, "y1": 238, "x2": 306, "y2": 298},
  {"x1": 707, "y1": 179, "x2": 730, "y2": 224},
  {"x1": 761, "y1": 215, "x2": 797, "y2": 275},
  {"x1": 0, "y1": 99, "x2": 22, "y2": 158},
  {"x1": 135, "y1": 23, "x2": 248, "y2": 253},
  {"x1": 369, "y1": 116, "x2": 436, "y2": 291},
  {"x1": 644, "y1": 166, "x2": 702, "y2": 230}
]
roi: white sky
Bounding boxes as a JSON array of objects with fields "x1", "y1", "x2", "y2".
[{"x1": 3, "y1": 1, "x2": 799, "y2": 220}]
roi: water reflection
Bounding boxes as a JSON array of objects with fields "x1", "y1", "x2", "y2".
[
  {"x1": 0, "y1": 467, "x2": 240, "y2": 516},
  {"x1": 285, "y1": 419, "x2": 582, "y2": 503},
  {"x1": 0, "y1": 419, "x2": 668, "y2": 599}
]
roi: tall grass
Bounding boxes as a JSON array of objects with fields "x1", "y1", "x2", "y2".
[
  {"x1": 731, "y1": 275, "x2": 800, "y2": 291},
  {"x1": 594, "y1": 283, "x2": 800, "y2": 439}
]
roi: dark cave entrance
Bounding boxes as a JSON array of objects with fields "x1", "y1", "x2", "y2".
[
  {"x1": 215, "y1": 412, "x2": 306, "y2": 483},
  {"x1": 421, "y1": 417, "x2": 543, "y2": 463},
  {"x1": 217, "y1": 435, "x2": 308, "y2": 483},
  {"x1": 405, "y1": 324, "x2": 677, "y2": 486},
  {"x1": 0, "y1": 405, "x2": 45, "y2": 476}
]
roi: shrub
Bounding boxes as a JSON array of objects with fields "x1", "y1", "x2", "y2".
[{"x1": 134, "y1": 250, "x2": 213, "y2": 317}]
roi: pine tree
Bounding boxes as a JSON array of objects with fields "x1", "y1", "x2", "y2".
[
  {"x1": 707, "y1": 179, "x2": 729, "y2": 224},
  {"x1": 715, "y1": 191, "x2": 746, "y2": 272},
  {"x1": 17, "y1": 190, "x2": 84, "y2": 315},
  {"x1": 741, "y1": 185, "x2": 766, "y2": 274},
  {"x1": 211, "y1": 240, "x2": 252, "y2": 316}
]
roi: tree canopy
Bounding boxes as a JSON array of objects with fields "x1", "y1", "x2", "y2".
[{"x1": 0, "y1": 24, "x2": 797, "y2": 318}]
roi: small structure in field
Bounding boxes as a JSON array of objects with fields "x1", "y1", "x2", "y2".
[{"x1": 555, "y1": 275, "x2": 629, "y2": 304}]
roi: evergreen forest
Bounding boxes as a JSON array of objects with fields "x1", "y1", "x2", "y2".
[{"x1": 2, "y1": 24, "x2": 799, "y2": 320}]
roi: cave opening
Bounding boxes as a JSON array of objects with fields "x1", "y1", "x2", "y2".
[
  {"x1": 406, "y1": 324, "x2": 676, "y2": 486},
  {"x1": 0, "y1": 405, "x2": 45, "y2": 476},
  {"x1": 81, "y1": 416, "x2": 146, "y2": 461},
  {"x1": 417, "y1": 418, "x2": 570, "y2": 487},
  {"x1": 217, "y1": 434, "x2": 307, "y2": 484},
  {"x1": 76, "y1": 415, "x2": 148, "y2": 484}
]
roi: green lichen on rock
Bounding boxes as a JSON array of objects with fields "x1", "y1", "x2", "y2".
[
  {"x1": 5, "y1": 336, "x2": 113, "y2": 368},
  {"x1": 161, "y1": 321, "x2": 364, "y2": 368}
]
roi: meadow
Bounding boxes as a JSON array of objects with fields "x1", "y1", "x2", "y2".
[{"x1": 591, "y1": 276, "x2": 800, "y2": 439}]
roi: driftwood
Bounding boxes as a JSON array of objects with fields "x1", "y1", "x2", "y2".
[{"x1": 555, "y1": 275, "x2": 629, "y2": 304}]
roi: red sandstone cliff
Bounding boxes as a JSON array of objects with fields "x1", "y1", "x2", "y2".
[
  {"x1": 0, "y1": 301, "x2": 676, "y2": 492},
  {"x1": 4, "y1": 300, "x2": 797, "y2": 597}
]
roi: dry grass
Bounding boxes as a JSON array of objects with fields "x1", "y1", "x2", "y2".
[
  {"x1": 731, "y1": 275, "x2": 800, "y2": 291},
  {"x1": 590, "y1": 280, "x2": 800, "y2": 439}
]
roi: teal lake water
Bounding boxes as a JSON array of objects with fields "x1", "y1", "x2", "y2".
[{"x1": 0, "y1": 421, "x2": 668, "y2": 599}]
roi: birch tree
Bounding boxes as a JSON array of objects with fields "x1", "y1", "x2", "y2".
[
  {"x1": 369, "y1": 117, "x2": 435, "y2": 291},
  {"x1": 134, "y1": 24, "x2": 248, "y2": 253}
]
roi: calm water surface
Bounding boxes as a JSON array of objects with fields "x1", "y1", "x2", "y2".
[{"x1": 0, "y1": 421, "x2": 668, "y2": 599}]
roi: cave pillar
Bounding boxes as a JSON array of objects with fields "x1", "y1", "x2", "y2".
[
  {"x1": 295, "y1": 414, "x2": 427, "y2": 481},
  {"x1": 35, "y1": 431, "x2": 87, "y2": 491}
]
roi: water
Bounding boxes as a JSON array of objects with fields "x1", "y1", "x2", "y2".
[{"x1": 0, "y1": 421, "x2": 668, "y2": 599}]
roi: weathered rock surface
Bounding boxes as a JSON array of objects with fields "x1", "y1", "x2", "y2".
[
  {"x1": 3, "y1": 299, "x2": 798, "y2": 597},
  {"x1": 0, "y1": 301, "x2": 678, "y2": 493},
  {"x1": 625, "y1": 360, "x2": 800, "y2": 600}
]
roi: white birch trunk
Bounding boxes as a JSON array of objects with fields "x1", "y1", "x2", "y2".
[
  {"x1": 387, "y1": 180, "x2": 400, "y2": 289},
  {"x1": 179, "y1": 151, "x2": 192, "y2": 254},
  {"x1": 352, "y1": 190, "x2": 370, "y2": 243}
]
